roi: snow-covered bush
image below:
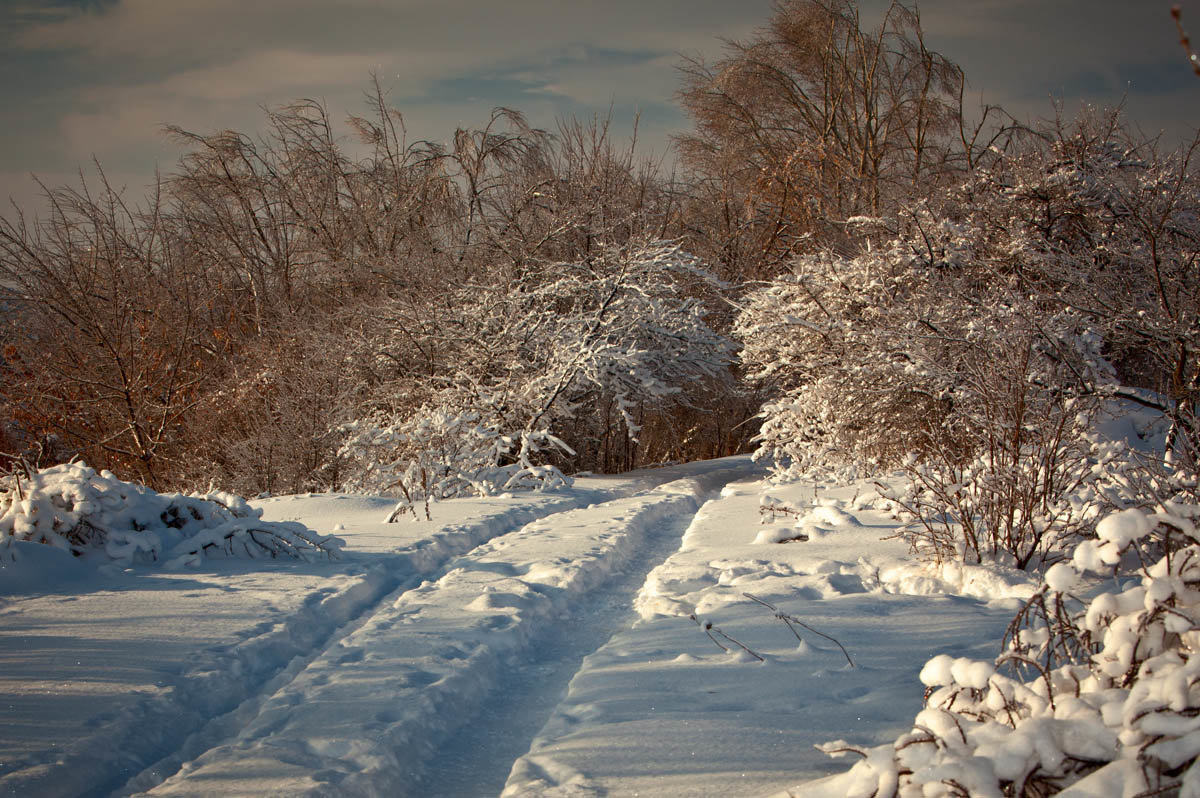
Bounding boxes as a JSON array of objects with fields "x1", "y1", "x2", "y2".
[
  {"x1": 338, "y1": 403, "x2": 572, "y2": 522},
  {"x1": 738, "y1": 210, "x2": 1120, "y2": 568},
  {"x1": 985, "y1": 120, "x2": 1200, "y2": 475},
  {"x1": 736, "y1": 240, "x2": 944, "y2": 476},
  {"x1": 876, "y1": 433, "x2": 1139, "y2": 569},
  {"x1": 739, "y1": 109, "x2": 1200, "y2": 570},
  {"x1": 0, "y1": 462, "x2": 343, "y2": 567},
  {"x1": 822, "y1": 499, "x2": 1200, "y2": 796},
  {"x1": 736, "y1": 131, "x2": 1195, "y2": 570},
  {"x1": 336, "y1": 238, "x2": 734, "y2": 513},
  {"x1": 736, "y1": 200, "x2": 1119, "y2": 474}
]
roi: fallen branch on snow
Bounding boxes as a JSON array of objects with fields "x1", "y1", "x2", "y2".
[
  {"x1": 744, "y1": 592, "x2": 855, "y2": 668},
  {"x1": 688, "y1": 612, "x2": 764, "y2": 661}
]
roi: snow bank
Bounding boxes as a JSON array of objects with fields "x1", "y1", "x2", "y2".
[
  {"x1": 0, "y1": 463, "x2": 343, "y2": 569},
  {"x1": 801, "y1": 503, "x2": 1200, "y2": 796},
  {"x1": 871, "y1": 559, "x2": 1037, "y2": 603}
]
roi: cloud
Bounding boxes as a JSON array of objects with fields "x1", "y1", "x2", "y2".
[
  {"x1": 0, "y1": 165, "x2": 160, "y2": 221},
  {"x1": 47, "y1": 47, "x2": 397, "y2": 175},
  {"x1": 155, "y1": 50, "x2": 395, "y2": 103},
  {"x1": 4, "y1": 0, "x2": 1198, "y2": 216},
  {"x1": 42, "y1": 41, "x2": 687, "y2": 173},
  {"x1": 17, "y1": 0, "x2": 353, "y2": 59},
  {"x1": 1, "y1": 0, "x2": 771, "y2": 202},
  {"x1": 14, "y1": 0, "x2": 768, "y2": 70}
]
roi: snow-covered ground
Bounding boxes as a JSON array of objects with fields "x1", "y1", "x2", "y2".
[{"x1": 0, "y1": 456, "x2": 1042, "y2": 796}]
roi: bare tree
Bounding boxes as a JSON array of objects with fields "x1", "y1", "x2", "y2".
[
  {"x1": 0, "y1": 170, "x2": 223, "y2": 487},
  {"x1": 0, "y1": 80, "x2": 739, "y2": 493},
  {"x1": 675, "y1": 0, "x2": 1010, "y2": 279}
]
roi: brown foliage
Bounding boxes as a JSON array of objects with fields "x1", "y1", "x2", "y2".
[
  {"x1": 675, "y1": 0, "x2": 1009, "y2": 279},
  {"x1": 0, "y1": 173, "x2": 224, "y2": 487},
  {"x1": 0, "y1": 82, "x2": 745, "y2": 491}
]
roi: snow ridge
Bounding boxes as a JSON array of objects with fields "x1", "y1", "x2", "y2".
[{"x1": 117, "y1": 495, "x2": 605, "y2": 798}]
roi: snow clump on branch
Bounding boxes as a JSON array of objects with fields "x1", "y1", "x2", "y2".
[{"x1": 821, "y1": 500, "x2": 1200, "y2": 796}]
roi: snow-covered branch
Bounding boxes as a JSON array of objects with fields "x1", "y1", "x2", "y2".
[{"x1": 0, "y1": 462, "x2": 343, "y2": 567}]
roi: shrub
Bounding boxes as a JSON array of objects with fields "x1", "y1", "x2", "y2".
[
  {"x1": 822, "y1": 497, "x2": 1200, "y2": 796},
  {"x1": 0, "y1": 462, "x2": 343, "y2": 567}
]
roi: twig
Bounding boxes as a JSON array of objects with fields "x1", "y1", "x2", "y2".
[
  {"x1": 689, "y1": 613, "x2": 728, "y2": 652},
  {"x1": 0, "y1": 454, "x2": 28, "y2": 500},
  {"x1": 1173, "y1": 5, "x2": 1200, "y2": 76},
  {"x1": 759, "y1": 495, "x2": 802, "y2": 523},
  {"x1": 816, "y1": 743, "x2": 869, "y2": 759},
  {"x1": 744, "y1": 592, "x2": 855, "y2": 668},
  {"x1": 689, "y1": 612, "x2": 764, "y2": 661}
]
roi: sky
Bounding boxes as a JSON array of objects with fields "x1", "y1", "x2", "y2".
[{"x1": 1, "y1": 0, "x2": 1198, "y2": 217}]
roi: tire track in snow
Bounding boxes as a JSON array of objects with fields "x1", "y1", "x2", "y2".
[
  {"x1": 134, "y1": 464, "x2": 750, "y2": 797},
  {"x1": 110, "y1": 494, "x2": 600, "y2": 798},
  {"x1": 415, "y1": 510, "x2": 696, "y2": 798}
]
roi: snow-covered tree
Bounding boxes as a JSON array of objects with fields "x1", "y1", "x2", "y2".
[
  {"x1": 737, "y1": 207, "x2": 1107, "y2": 466},
  {"x1": 337, "y1": 239, "x2": 734, "y2": 514},
  {"x1": 738, "y1": 109, "x2": 1200, "y2": 566},
  {"x1": 967, "y1": 112, "x2": 1200, "y2": 473},
  {"x1": 0, "y1": 81, "x2": 743, "y2": 494}
]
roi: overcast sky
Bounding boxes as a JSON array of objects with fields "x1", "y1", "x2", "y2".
[{"x1": 2, "y1": 0, "x2": 1198, "y2": 217}]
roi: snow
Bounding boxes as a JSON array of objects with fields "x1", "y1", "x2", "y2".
[
  {"x1": 0, "y1": 458, "x2": 1046, "y2": 796},
  {"x1": 502, "y1": 477, "x2": 1026, "y2": 797},
  {"x1": 0, "y1": 463, "x2": 345, "y2": 570},
  {"x1": 1045, "y1": 561, "x2": 1081, "y2": 593},
  {"x1": 1096, "y1": 508, "x2": 1154, "y2": 550}
]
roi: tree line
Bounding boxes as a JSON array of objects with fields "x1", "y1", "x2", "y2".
[
  {"x1": 0, "y1": 84, "x2": 742, "y2": 496},
  {"x1": 2, "y1": 1, "x2": 1197, "y2": 547}
]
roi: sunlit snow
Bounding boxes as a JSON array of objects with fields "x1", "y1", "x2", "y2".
[{"x1": 0, "y1": 457, "x2": 1038, "y2": 796}]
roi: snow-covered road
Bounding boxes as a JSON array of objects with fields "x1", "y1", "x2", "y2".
[
  {"x1": 139, "y1": 469, "x2": 739, "y2": 797},
  {"x1": 0, "y1": 457, "x2": 1034, "y2": 796}
]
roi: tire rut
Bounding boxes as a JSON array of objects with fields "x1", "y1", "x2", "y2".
[
  {"x1": 133, "y1": 472, "x2": 744, "y2": 797},
  {"x1": 117, "y1": 484, "x2": 697, "y2": 797},
  {"x1": 114, "y1": 493, "x2": 605, "y2": 797},
  {"x1": 415, "y1": 511, "x2": 697, "y2": 798}
]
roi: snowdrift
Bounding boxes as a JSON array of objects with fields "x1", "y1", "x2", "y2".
[{"x1": 0, "y1": 462, "x2": 343, "y2": 569}]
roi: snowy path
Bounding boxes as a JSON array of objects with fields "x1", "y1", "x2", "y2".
[
  {"x1": 0, "y1": 493, "x2": 603, "y2": 798},
  {"x1": 0, "y1": 457, "x2": 1039, "y2": 797},
  {"x1": 105, "y1": 495, "x2": 597, "y2": 797},
  {"x1": 122, "y1": 464, "x2": 750, "y2": 796},
  {"x1": 501, "y1": 477, "x2": 1030, "y2": 797},
  {"x1": 0, "y1": 461, "x2": 740, "y2": 798},
  {"x1": 416, "y1": 507, "x2": 698, "y2": 797}
]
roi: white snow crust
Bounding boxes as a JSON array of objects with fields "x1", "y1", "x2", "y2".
[{"x1": 501, "y1": 477, "x2": 1029, "y2": 797}]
